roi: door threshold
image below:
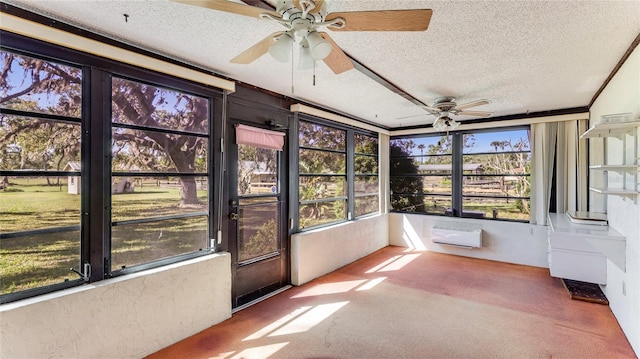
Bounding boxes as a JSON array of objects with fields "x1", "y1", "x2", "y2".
[{"x1": 232, "y1": 285, "x2": 292, "y2": 313}]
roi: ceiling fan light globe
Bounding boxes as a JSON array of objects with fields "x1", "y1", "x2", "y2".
[
  {"x1": 432, "y1": 117, "x2": 447, "y2": 131},
  {"x1": 449, "y1": 119, "x2": 460, "y2": 129},
  {"x1": 306, "y1": 31, "x2": 332, "y2": 60},
  {"x1": 269, "y1": 33, "x2": 294, "y2": 63},
  {"x1": 298, "y1": 44, "x2": 315, "y2": 70}
]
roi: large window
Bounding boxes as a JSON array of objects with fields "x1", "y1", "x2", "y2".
[
  {"x1": 390, "y1": 135, "x2": 452, "y2": 214},
  {"x1": 297, "y1": 119, "x2": 379, "y2": 230},
  {"x1": 110, "y1": 77, "x2": 210, "y2": 272},
  {"x1": 0, "y1": 34, "x2": 220, "y2": 303},
  {"x1": 298, "y1": 121, "x2": 347, "y2": 228},
  {"x1": 390, "y1": 127, "x2": 531, "y2": 221}
]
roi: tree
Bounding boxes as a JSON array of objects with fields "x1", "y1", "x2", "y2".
[
  {"x1": 390, "y1": 139, "x2": 423, "y2": 211},
  {"x1": 1, "y1": 52, "x2": 208, "y2": 206},
  {"x1": 485, "y1": 138, "x2": 531, "y2": 214}
]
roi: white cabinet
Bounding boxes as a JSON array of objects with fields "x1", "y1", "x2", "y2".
[
  {"x1": 548, "y1": 213, "x2": 625, "y2": 284},
  {"x1": 580, "y1": 119, "x2": 639, "y2": 200}
]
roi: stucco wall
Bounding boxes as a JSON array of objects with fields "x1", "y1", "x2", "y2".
[
  {"x1": 589, "y1": 44, "x2": 640, "y2": 356},
  {"x1": 291, "y1": 214, "x2": 389, "y2": 285},
  {"x1": 388, "y1": 213, "x2": 549, "y2": 268},
  {"x1": 0, "y1": 253, "x2": 232, "y2": 359}
]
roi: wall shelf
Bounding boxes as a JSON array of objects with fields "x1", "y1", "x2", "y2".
[
  {"x1": 580, "y1": 121, "x2": 640, "y2": 139},
  {"x1": 589, "y1": 164, "x2": 637, "y2": 170},
  {"x1": 589, "y1": 187, "x2": 637, "y2": 196}
]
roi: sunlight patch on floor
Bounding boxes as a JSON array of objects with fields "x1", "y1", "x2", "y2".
[
  {"x1": 291, "y1": 280, "x2": 367, "y2": 298},
  {"x1": 355, "y1": 277, "x2": 387, "y2": 291},
  {"x1": 268, "y1": 301, "x2": 349, "y2": 336},
  {"x1": 243, "y1": 306, "x2": 312, "y2": 341}
]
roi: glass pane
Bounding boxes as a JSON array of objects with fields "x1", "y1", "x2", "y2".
[
  {"x1": 111, "y1": 77, "x2": 208, "y2": 134},
  {"x1": 355, "y1": 176, "x2": 378, "y2": 195},
  {"x1": 0, "y1": 176, "x2": 81, "y2": 232},
  {"x1": 391, "y1": 194, "x2": 451, "y2": 214},
  {"x1": 238, "y1": 144, "x2": 278, "y2": 196},
  {"x1": 299, "y1": 148, "x2": 345, "y2": 174},
  {"x1": 299, "y1": 175, "x2": 347, "y2": 200},
  {"x1": 355, "y1": 195, "x2": 378, "y2": 217},
  {"x1": 463, "y1": 129, "x2": 530, "y2": 154},
  {"x1": 299, "y1": 200, "x2": 346, "y2": 229},
  {"x1": 462, "y1": 197, "x2": 530, "y2": 221},
  {"x1": 111, "y1": 216, "x2": 208, "y2": 270},
  {"x1": 1, "y1": 229, "x2": 80, "y2": 295},
  {"x1": 111, "y1": 176, "x2": 208, "y2": 222},
  {"x1": 0, "y1": 115, "x2": 81, "y2": 171},
  {"x1": 463, "y1": 153, "x2": 530, "y2": 175},
  {"x1": 421, "y1": 175, "x2": 452, "y2": 194},
  {"x1": 112, "y1": 128, "x2": 207, "y2": 173},
  {"x1": 354, "y1": 133, "x2": 377, "y2": 155},
  {"x1": 390, "y1": 175, "x2": 424, "y2": 195},
  {"x1": 391, "y1": 135, "x2": 452, "y2": 156},
  {"x1": 462, "y1": 175, "x2": 530, "y2": 197},
  {"x1": 418, "y1": 160, "x2": 452, "y2": 175},
  {"x1": 299, "y1": 121, "x2": 345, "y2": 151},
  {"x1": 0, "y1": 176, "x2": 81, "y2": 295},
  {"x1": 238, "y1": 202, "x2": 279, "y2": 262},
  {"x1": 355, "y1": 154, "x2": 378, "y2": 174},
  {"x1": 0, "y1": 51, "x2": 82, "y2": 117},
  {"x1": 239, "y1": 197, "x2": 277, "y2": 206}
]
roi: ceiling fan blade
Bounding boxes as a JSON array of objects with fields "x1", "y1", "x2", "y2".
[
  {"x1": 319, "y1": 33, "x2": 354, "y2": 74},
  {"x1": 230, "y1": 31, "x2": 284, "y2": 64},
  {"x1": 420, "y1": 105, "x2": 440, "y2": 115},
  {"x1": 171, "y1": 0, "x2": 280, "y2": 18},
  {"x1": 456, "y1": 99, "x2": 491, "y2": 110},
  {"x1": 326, "y1": 9, "x2": 432, "y2": 31},
  {"x1": 457, "y1": 110, "x2": 492, "y2": 117}
]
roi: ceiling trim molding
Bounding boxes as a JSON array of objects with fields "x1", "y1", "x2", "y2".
[
  {"x1": 0, "y1": 5, "x2": 235, "y2": 93},
  {"x1": 390, "y1": 112, "x2": 589, "y2": 137},
  {"x1": 291, "y1": 104, "x2": 391, "y2": 135},
  {"x1": 590, "y1": 32, "x2": 640, "y2": 107}
]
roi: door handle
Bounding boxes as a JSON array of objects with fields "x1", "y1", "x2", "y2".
[{"x1": 229, "y1": 212, "x2": 239, "y2": 221}]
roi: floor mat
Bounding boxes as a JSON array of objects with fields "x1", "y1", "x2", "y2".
[{"x1": 562, "y1": 279, "x2": 609, "y2": 305}]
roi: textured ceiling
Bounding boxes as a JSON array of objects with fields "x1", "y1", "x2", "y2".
[{"x1": 3, "y1": 0, "x2": 639, "y2": 128}]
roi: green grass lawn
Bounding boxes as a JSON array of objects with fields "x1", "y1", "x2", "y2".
[{"x1": 0, "y1": 178, "x2": 208, "y2": 295}]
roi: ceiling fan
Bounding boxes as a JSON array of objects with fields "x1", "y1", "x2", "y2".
[
  {"x1": 421, "y1": 96, "x2": 492, "y2": 131},
  {"x1": 172, "y1": 0, "x2": 433, "y2": 74}
]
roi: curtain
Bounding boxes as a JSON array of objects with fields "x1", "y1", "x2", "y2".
[
  {"x1": 530, "y1": 119, "x2": 588, "y2": 225},
  {"x1": 236, "y1": 124, "x2": 285, "y2": 150}
]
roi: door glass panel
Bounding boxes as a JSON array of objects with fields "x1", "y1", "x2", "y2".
[
  {"x1": 238, "y1": 201, "x2": 279, "y2": 262},
  {"x1": 237, "y1": 144, "x2": 278, "y2": 195}
]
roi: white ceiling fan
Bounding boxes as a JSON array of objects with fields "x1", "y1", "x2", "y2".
[
  {"x1": 172, "y1": 0, "x2": 433, "y2": 74},
  {"x1": 421, "y1": 96, "x2": 493, "y2": 131}
]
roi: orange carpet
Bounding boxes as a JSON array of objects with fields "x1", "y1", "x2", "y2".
[{"x1": 147, "y1": 246, "x2": 636, "y2": 359}]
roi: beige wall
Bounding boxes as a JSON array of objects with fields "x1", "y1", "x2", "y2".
[
  {"x1": 0, "y1": 253, "x2": 232, "y2": 359},
  {"x1": 291, "y1": 215, "x2": 389, "y2": 285},
  {"x1": 589, "y1": 45, "x2": 640, "y2": 356},
  {"x1": 388, "y1": 213, "x2": 549, "y2": 268}
]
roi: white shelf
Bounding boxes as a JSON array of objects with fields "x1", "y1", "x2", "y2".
[
  {"x1": 589, "y1": 164, "x2": 637, "y2": 170},
  {"x1": 589, "y1": 187, "x2": 638, "y2": 195},
  {"x1": 580, "y1": 121, "x2": 640, "y2": 138}
]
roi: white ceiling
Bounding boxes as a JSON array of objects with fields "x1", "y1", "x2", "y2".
[{"x1": 3, "y1": 0, "x2": 639, "y2": 128}]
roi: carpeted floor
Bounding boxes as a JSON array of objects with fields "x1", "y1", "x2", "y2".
[{"x1": 147, "y1": 246, "x2": 636, "y2": 359}]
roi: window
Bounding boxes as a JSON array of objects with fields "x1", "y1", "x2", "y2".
[
  {"x1": 110, "y1": 77, "x2": 210, "y2": 272},
  {"x1": 0, "y1": 51, "x2": 84, "y2": 298},
  {"x1": 390, "y1": 127, "x2": 531, "y2": 222},
  {"x1": 0, "y1": 33, "x2": 221, "y2": 304},
  {"x1": 296, "y1": 119, "x2": 379, "y2": 230},
  {"x1": 354, "y1": 133, "x2": 379, "y2": 217},
  {"x1": 390, "y1": 135, "x2": 452, "y2": 214},
  {"x1": 462, "y1": 129, "x2": 531, "y2": 220},
  {"x1": 298, "y1": 121, "x2": 347, "y2": 228}
]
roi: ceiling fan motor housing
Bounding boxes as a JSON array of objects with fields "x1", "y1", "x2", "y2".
[{"x1": 277, "y1": 0, "x2": 327, "y2": 23}]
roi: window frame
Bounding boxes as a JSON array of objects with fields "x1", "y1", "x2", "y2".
[
  {"x1": 389, "y1": 126, "x2": 531, "y2": 222},
  {"x1": 293, "y1": 114, "x2": 380, "y2": 232},
  {"x1": 0, "y1": 31, "x2": 224, "y2": 304}
]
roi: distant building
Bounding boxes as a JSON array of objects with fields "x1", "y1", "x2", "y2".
[{"x1": 63, "y1": 161, "x2": 81, "y2": 195}]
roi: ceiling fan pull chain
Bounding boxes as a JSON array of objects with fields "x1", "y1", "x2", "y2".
[
  {"x1": 291, "y1": 44, "x2": 295, "y2": 95},
  {"x1": 313, "y1": 61, "x2": 316, "y2": 86}
]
